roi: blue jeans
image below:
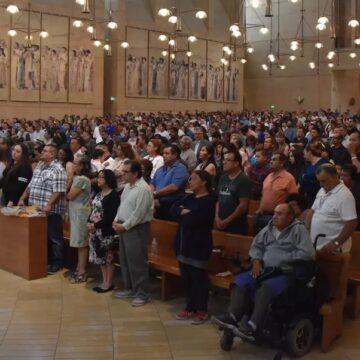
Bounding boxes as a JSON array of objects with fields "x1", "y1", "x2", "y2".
[{"x1": 48, "y1": 213, "x2": 64, "y2": 268}]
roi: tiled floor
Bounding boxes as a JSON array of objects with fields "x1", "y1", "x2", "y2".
[{"x1": 0, "y1": 268, "x2": 358, "y2": 360}]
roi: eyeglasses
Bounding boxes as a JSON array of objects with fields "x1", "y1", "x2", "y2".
[{"x1": 223, "y1": 159, "x2": 236, "y2": 163}]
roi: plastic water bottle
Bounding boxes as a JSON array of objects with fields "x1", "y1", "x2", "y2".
[
  {"x1": 151, "y1": 238, "x2": 158, "y2": 256},
  {"x1": 307, "y1": 276, "x2": 316, "y2": 288}
]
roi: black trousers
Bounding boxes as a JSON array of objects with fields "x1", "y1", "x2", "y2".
[{"x1": 179, "y1": 262, "x2": 209, "y2": 313}]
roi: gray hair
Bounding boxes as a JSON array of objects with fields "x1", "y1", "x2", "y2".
[
  {"x1": 180, "y1": 136, "x2": 192, "y2": 145},
  {"x1": 316, "y1": 163, "x2": 338, "y2": 177}
]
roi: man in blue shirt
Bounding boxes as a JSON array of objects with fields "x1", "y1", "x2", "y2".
[{"x1": 150, "y1": 144, "x2": 189, "y2": 220}]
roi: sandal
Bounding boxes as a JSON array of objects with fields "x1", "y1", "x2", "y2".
[
  {"x1": 68, "y1": 269, "x2": 78, "y2": 280},
  {"x1": 69, "y1": 272, "x2": 88, "y2": 284}
]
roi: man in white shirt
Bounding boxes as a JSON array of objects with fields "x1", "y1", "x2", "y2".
[
  {"x1": 113, "y1": 160, "x2": 153, "y2": 307},
  {"x1": 308, "y1": 164, "x2": 358, "y2": 253}
]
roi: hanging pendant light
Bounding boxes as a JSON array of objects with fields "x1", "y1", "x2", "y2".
[
  {"x1": 265, "y1": 0, "x2": 273, "y2": 17},
  {"x1": 82, "y1": 0, "x2": 91, "y2": 14}
]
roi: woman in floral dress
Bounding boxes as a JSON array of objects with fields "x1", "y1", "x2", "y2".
[{"x1": 88, "y1": 169, "x2": 120, "y2": 293}]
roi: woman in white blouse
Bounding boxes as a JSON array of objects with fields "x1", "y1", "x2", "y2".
[{"x1": 144, "y1": 139, "x2": 164, "y2": 179}]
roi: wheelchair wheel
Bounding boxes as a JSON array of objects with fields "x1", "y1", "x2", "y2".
[
  {"x1": 285, "y1": 318, "x2": 314, "y2": 357},
  {"x1": 220, "y1": 329, "x2": 234, "y2": 352}
]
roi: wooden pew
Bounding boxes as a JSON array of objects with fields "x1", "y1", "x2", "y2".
[
  {"x1": 318, "y1": 252, "x2": 350, "y2": 352},
  {"x1": 148, "y1": 220, "x2": 181, "y2": 300},
  {"x1": 347, "y1": 231, "x2": 360, "y2": 319},
  {"x1": 148, "y1": 220, "x2": 253, "y2": 300},
  {"x1": 209, "y1": 230, "x2": 253, "y2": 289}
]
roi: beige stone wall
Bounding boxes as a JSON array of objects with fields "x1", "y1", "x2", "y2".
[
  {"x1": 331, "y1": 70, "x2": 360, "y2": 113},
  {"x1": 244, "y1": 74, "x2": 332, "y2": 112}
]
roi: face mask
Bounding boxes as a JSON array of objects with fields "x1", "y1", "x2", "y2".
[{"x1": 250, "y1": 155, "x2": 257, "y2": 166}]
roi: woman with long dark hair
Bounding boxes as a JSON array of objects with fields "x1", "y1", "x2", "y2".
[
  {"x1": 287, "y1": 147, "x2": 306, "y2": 183},
  {"x1": 88, "y1": 169, "x2": 120, "y2": 293},
  {"x1": 195, "y1": 144, "x2": 217, "y2": 177},
  {"x1": 170, "y1": 170, "x2": 216, "y2": 325},
  {"x1": 59, "y1": 144, "x2": 74, "y2": 191},
  {"x1": 0, "y1": 143, "x2": 32, "y2": 206}
]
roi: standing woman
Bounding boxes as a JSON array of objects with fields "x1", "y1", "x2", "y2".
[
  {"x1": 144, "y1": 139, "x2": 164, "y2": 179},
  {"x1": 113, "y1": 142, "x2": 137, "y2": 192},
  {"x1": 170, "y1": 170, "x2": 216, "y2": 324},
  {"x1": 88, "y1": 169, "x2": 120, "y2": 293},
  {"x1": 287, "y1": 147, "x2": 306, "y2": 184},
  {"x1": 58, "y1": 144, "x2": 74, "y2": 191},
  {"x1": 195, "y1": 144, "x2": 217, "y2": 177},
  {"x1": 67, "y1": 156, "x2": 92, "y2": 283},
  {"x1": 1, "y1": 143, "x2": 32, "y2": 206}
]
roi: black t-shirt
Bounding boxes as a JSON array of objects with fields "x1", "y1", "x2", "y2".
[
  {"x1": 1, "y1": 164, "x2": 33, "y2": 205},
  {"x1": 217, "y1": 172, "x2": 251, "y2": 234},
  {"x1": 331, "y1": 145, "x2": 351, "y2": 166}
]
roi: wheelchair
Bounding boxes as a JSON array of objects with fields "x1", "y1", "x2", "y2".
[{"x1": 218, "y1": 273, "x2": 322, "y2": 358}]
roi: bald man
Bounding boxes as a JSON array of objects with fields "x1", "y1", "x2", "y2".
[{"x1": 213, "y1": 204, "x2": 315, "y2": 341}]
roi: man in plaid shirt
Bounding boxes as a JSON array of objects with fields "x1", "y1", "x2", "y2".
[{"x1": 19, "y1": 144, "x2": 67, "y2": 274}]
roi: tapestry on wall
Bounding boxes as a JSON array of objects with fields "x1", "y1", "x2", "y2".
[
  {"x1": 40, "y1": 14, "x2": 68, "y2": 102},
  {"x1": 126, "y1": 27, "x2": 147, "y2": 98},
  {"x1": 224, "y1": 62, "x2": 240, "y2": 103},
  {"x1": 69, "y1": 20, "x2": 96, "y2": 104},
  {"x1": 10, "y1": 10, "x2": 40, "y2": 102},
  {"x1": 147, "y1": 31, "x2": 168, "y2": 99},
  {"x1": 207, "y1": 41, "x2": 223, "y2": 102},
  {"x1": 169, "y1": 37, "x2": 189, "y2": 100},
  {"x1": 0, "y1": 39, "x2": 9, "y2": 101},
  {"x1": 0, "y1": 8, "x2": 10, "y2": 101},
  {"x1": 126, "y1": 54, "x2": 147, "y2": 97},
  {"x1": 188, "y1": 39, "x2": 206, "y2": 101},
  {"x1": 169, "y1": 54, "x2": 188, "y2": 100}
]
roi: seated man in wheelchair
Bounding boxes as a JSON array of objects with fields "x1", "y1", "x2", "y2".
[{"x1": 213, "y1": 203, "x2": 315, "y2": 341}]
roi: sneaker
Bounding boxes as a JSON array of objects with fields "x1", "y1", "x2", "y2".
[
  {"x1": 192, "y1": 311, "x2": 209, "y2": 325},
  {"x1": 114, "y1": 289, "x2": 135, "y2": 299},
  {"x1": 233, "y1": 321, "x2": 255, "y2": 342},
  {"x1": 211, "y1": 313, "x2": 238, "y2": 331},
  {"x1": 175, "y1": 310, "x2": 194, "y2": 320},
  {"x1": 131, "y1": 297, "x2": 149, "y2": 307}
]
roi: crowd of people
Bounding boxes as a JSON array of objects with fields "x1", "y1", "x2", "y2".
[{"x1": 0, "y1": 109, "x2": 359, "y2": 327}]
